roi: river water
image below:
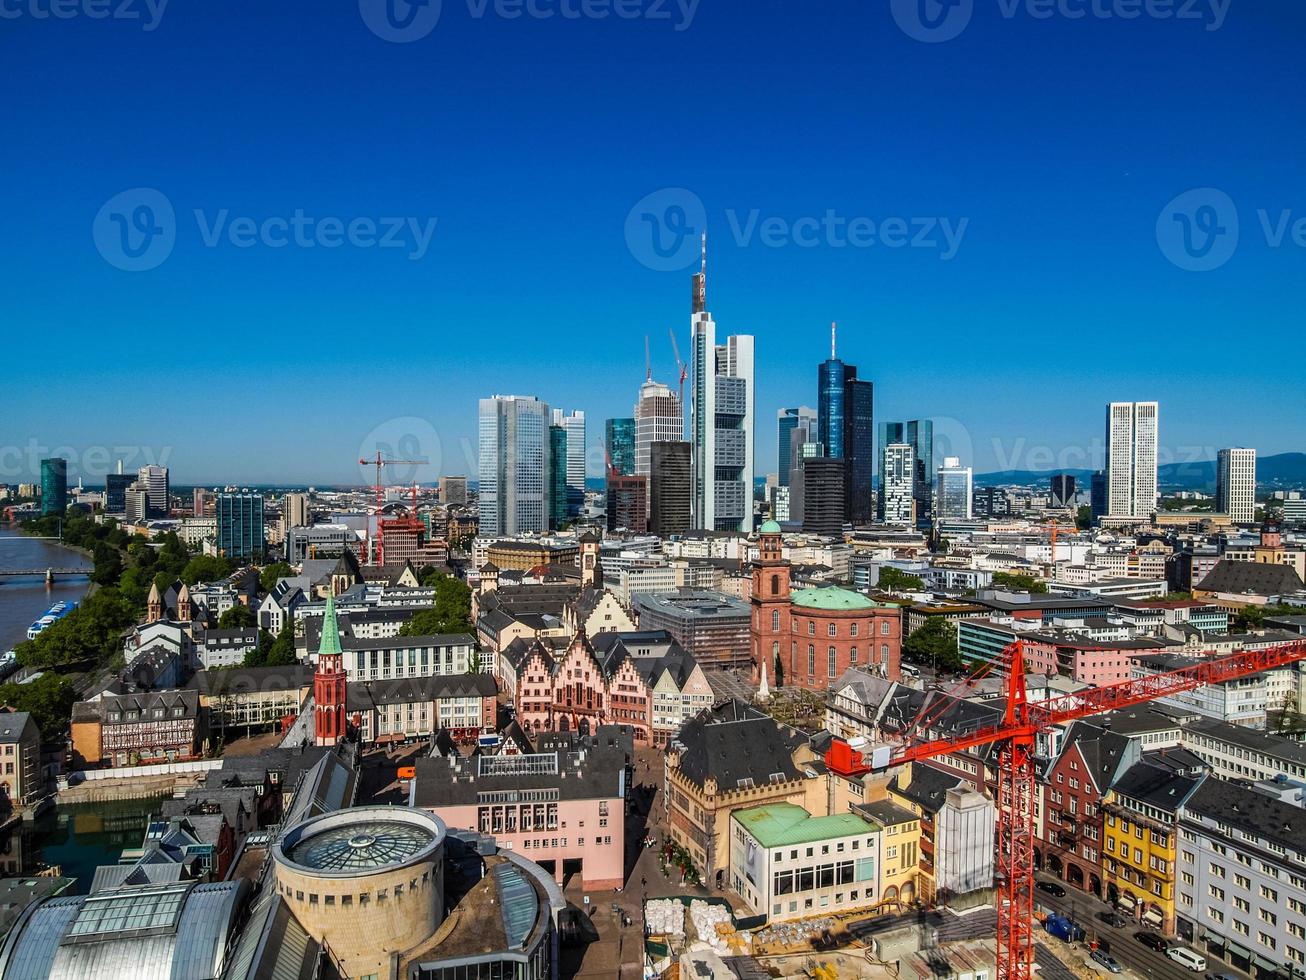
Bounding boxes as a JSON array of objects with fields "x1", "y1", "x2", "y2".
[
  {"x1": 0, "y1": 800, "x2": 158, "y2": 892},
  {"x1": 0, "y1": 528, "x2": 93, "y2": 653}
]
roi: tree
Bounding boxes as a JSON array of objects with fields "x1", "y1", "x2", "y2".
[
  {"x1": 774, "y1": 650, "x2": 785, "y2": 687},
  {"x1": 0, "y1": 672, "x2": 77, "y2": 735},
  {"x1": 218, "y1": 604, "x2": 257, "y2": 629},
  {"x1": 902, "y1": 618, "x2": 963, "y2": 672},
  {"x1": 877, "y1": 567, "x2": 924, "y2": 592},
  {"x1": 181, "y1": 554, "x2": 232, "y2": 586},
  {"x1": 246, "y1": 621, "x2": 297, "y2": 668},
  {"x1": 991, "y1": 571, "x2": 1048, "y2": 594},
  {"x1": 400, "y1": 575, "x2": 473, "y2": 636},
  {"x1": 467, "y1": 649, "x2": 482, "y2": 674},
  {"x1": 91, "y1": 541, "x2": 123, "y2": 586},
  {"x1": 1075, "y1": 505, "x2": 1092, "y2": 530},
  {"x1": 259, "y1": 562, "x2": 294, "y2": 593}
]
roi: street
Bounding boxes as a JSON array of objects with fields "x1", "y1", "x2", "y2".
[{"x1": 1033, "y1": 873, "x2": 1241, "y2": 980}]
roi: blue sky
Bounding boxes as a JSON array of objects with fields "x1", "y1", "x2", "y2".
[{"x1": 2, "y1": 0, "x2": 1303, "y2": 486}]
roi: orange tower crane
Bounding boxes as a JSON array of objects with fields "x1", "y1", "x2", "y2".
[
  {"x1": 359, "y1": 451, "x2": 426, "y2": 565},
  {"x1": 841, "y1": 637, "x2": 1306, "y2": 980}
]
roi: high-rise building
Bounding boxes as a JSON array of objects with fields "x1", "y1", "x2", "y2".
[
  {"x1": 634, "y1": 380, "x2": 683, "y2": 477},
  {"x1": 552, "y1": 409, "x2": 586, "y2": 519},
  {"x1": 1105, "y1": 401, "x2": 1159, "y2": 519},
  {"x1": 125, "y1": 484, "x2": 148, "y2": 522},
  {"x1": 936, "y1": 456, "x2": 973, "y2": 520},
  {"x1": 689, "y1": 239, "x2": 754, "y2": 532},
  {"x1": 548, "y1": 423, "x2": 568, "y2": 531},
  {"x1": 650, "y1": 441, "x2": 692, "y2": 537},
  {"x1": 441, "y1": 476, "x2": 468, "y2": 506},
  {"x1": 283, "y1": 492, "x2": 311, "y2": 529},
  {"x1": 1050, "y1": 474, "x2": 1077, "y2": 509},
  {"x1": 1090, "y1": 470, "x2": 1107, "y2": 520},
  {"x1": 605, "y1": 417, "x2": 636, "y2": 477},
  {"x1": 39, "y1": 458, "x2": 67, "y2": 517},
  {"x1": 881, "y1": 420, "x2": 934, "y2": 528},
  {"x1": 606, "y1": 474, "x2": 648, "y2": 533},
  {"x1": 192, "y1": 488, "x2": 213, "y2": 518},
  {"x1": 816, "y1": 325, "x2": 874, "y2": 525},
  {"x1": 136, "y1": 465, "x2": 169, "y2": 518},
  {"x1": 972, "y1": 486, "x2": 1009, "y2": 518},
  {"x1": 1216, "y1": 447, "x2": 1256, "y2": 525},
  {"x1": 478, "y1": 395, "x2": 551, "y2": 536},
  {"x1": 777, "y1": 407, "x2": 816, "y2": 489},
  {"x1": 798, "y1": 456, "x2": 847, "y2": 536},
  {"x1": 880, "y1": 443, "x2": 914, "y2": 526},
  {"x1": 216, "y1": 492, "x2": 265, "y2": 560},
  {"x1": 105, "y1": 473, "x2": 134, "y2": 514}
]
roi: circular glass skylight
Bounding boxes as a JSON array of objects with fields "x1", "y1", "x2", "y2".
[{"x1": 288, "y1": 820, "x2": 436, "y2": 872}]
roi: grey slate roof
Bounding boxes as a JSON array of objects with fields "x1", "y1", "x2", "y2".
[
  {"x1": 1183, "y1": 777, "x2": 1306, "y2": 853},
  {"x1": 345, "y1": 672, "x2": 496, "y2": 711},
  {"x1": 1196, "y1": 559, "x2": 1304, "y2": 596},
  {"x1": 670, "y1": 699, "x2": 808, "y2": 791}
]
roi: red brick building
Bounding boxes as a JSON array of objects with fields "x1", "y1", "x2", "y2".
[{"x1": 750, "y1": 521, "x2": 901, "y2": 690}]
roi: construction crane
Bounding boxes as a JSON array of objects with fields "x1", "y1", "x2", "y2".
[
  {"x1": 359, "y1": 451, "x2": 426, "y2": 565},
  {"x1": 668, "y1": 327, "x2": 688, "y2": 408},
  {"x1": 856, "y1": 637, "x2": 1306, "y2": 980}
]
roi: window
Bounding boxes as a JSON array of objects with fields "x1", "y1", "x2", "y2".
[
  {"x1": 850, "y1": 623, "x2": 859, "y2": 637},
  {"x1": 772, "y1": 609, "x2": 780, "y2": 631},
  {"x1": 850, "y1": 646, "x2": 858, "y2": 665},
  {"x1": 828, "y1": 647, "x2": 837, "y2": 678},
  {"x1": 808, "y1": 645, "x2": 815, "y2": 675},
  {"x1": 881, "y1": 621, "x2": 890, "y2": 635},
  {"x1": 808, "y1": 622, "x2": 815, "y2": 636}
]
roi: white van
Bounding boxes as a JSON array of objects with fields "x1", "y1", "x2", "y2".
[{"x1": 1166, "y1": 947, "x2": 1206, "y2": 971}]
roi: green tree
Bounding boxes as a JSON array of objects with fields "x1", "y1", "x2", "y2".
[
  {"x1": 259, "y1": 562, "x2": 294, "y2": 593},
  {"x1": 181, "y1": 554, "x2": 232, "y2": 586},
  {"x1": 877, "y1": 567, "x2": 924, "y2": 592},
  {"x1": 774, "y1": 650, "x2": 785, "y2": 687},
  {"x1": 218, "y1": 604, "x2": 257, "y2": 629},
  {"x1": 991, "y1": 571, "x2": 1048, "y2": 594},
  {"x1": 0, "y1": 672, "x2": 77, "y2": 736},
  {"x1": 401, "y1": 575, "x2": 473, "y2": 636},
  {"x1": 1075, "y1": 505, "x2": 1092, "y2": 530},
  {"x1": 91, "y1": 541, "x2": 124, "y2": 586},
  {"x1": 902, "y1": 618, "x2": 963, "y2": 672},
  {"x1": 14, "y1": 587, "x2": 138, "y2": 670}
]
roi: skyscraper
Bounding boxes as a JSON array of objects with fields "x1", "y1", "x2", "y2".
[
  {"x1": 881, "y1": 419, "x2": 934, "y2": 528},
  {"x1": 216, "y1": 492, "x2": 265, "y2": 559},
  {"x1": 1050, "y1": 474, "x2": 1077, "y2": 509},
  {"x1": 1090, "y1": 470, "x2": 1107, "y2": 520},
  {"x1": 605, "y1": 417, "x2": 636, "y2": 477},
  {"x1": 136, "y1": 465, "x2": 169, "y2": 518},
  {"x1": 606, "y1": 474, "x2": 648, "y2": 533},
  {"x1": 689, "y1": 238, "x2": 754, "y2": 532},
  {"x1": 1216, "y1": 447, "x2": 1256, "y2": 524},
  {"x1": 935, "y1": 456, "x2": 973, "y2": 520},
  {"x1": 798, "y1": 456, "x2": 846, "y2": 536},
  {"x1": 440, "y1": 476, "x2": 468, "y2": 506},
  {"x1": 1105, "y1": 401, "x2": 1159, "y2": 520},
  {"x1": 549, "y1": 423, "x2": 569, "y2": 530},
  {"x1": 283, "y1": 492, "x2": 311, "y2": 529},
  {"x1": 650, "y1": 441, "x2": 692, "y2": 537},
  {"x1": 552, "y1": 409, "x2": 586, "y2": 519},
  {"x1": 39, "y1": 458, "x2": 67, "y2": 517},
  {"x1": 478, "y1": 395, "x2": 551, "y2": 535},
  {"x1": 816, "y1": 325, "x2": 874, "y2": 525},
  {"x1": 880, "y1": 443, "x2": 915, "y2": 526},
  {"x1": 635, "y1": 380, "x2": 683, "y2": 478},
  {"x1": 105, "y1": 473, "x2": 134, "y2": 514},
  {"x1": 777, "y1": 407, "x2": 816, "y2": 488}
]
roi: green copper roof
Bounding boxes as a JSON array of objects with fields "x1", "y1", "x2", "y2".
[
  {"x1": 733, "y1": 802, "x2": 880, "y2": 848},
  {"x1": 759, "y1": 520, "x2": 782, "y2": 534},
  {"x1": 318, "y1": 594, "x2": 343, "y2": 656},
  {"x1": 791, "y1": 586, "x2": 880, "y2": 611}
]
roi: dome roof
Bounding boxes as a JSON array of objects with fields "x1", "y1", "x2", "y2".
[
  {"x1": 791, "y1": 586, "x2": 879, "y2": 611},
  {"x1": 759, "y1": 520, "x2": 782, "y2": 534},
  {"x1": 275, "y1": 807, "x2": 445, "y2": 878}
]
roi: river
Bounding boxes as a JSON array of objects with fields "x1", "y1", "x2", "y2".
[
  {"x1": 0, "y1": 800, "x2": 158, "y2": 892},
  {"x1": 0, "y1": 528, "x2": 93, "y2": 654}
]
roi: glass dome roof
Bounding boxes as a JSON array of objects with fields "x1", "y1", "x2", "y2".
[{"x1": 288, "y1": 820, "x2": 435, "y2": 872}]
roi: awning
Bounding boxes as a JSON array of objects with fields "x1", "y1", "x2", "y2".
[
  {"x1": 1143, "y1": 908, "x2": 1164, "y2": 926},
  {"x1": 1116, "y1": 893, "x2": 1137, "y2": 909}
]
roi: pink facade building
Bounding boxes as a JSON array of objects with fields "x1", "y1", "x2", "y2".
[{"x1": 410, "y1": 727, "x2": 631, "y2": 890}]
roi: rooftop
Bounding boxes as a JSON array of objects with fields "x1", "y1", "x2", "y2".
[
  {"x1": 733, "y1": 802, "x2": 879, "y2": 848},
  {"x1": 791, "y1": 586, "x2": 885, "y2": 611},
  {"x1": 274, "y1": 806, "x2": 445, "y2": 878}
]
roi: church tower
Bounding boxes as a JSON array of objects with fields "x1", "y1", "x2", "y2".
[
  {"x1": 147, "y1": 581, "x2": 163, "y2": 623},
  {"x1": 580, "y1": 530, "x2": 602, "y2": 588},
  {"x1": 313, "y1": 594, "x2": 348, "y2": 746},
  {"x1": 750, "y1": 520, "x2": 791, "y2": 686}
]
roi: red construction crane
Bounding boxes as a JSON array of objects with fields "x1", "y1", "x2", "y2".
[
  {"x1": 855, "y1": 637, "x2": 1306, "y2": 980},
  {"x1": 359, "y1": 451, "x2": 426, "y2": 565},
  {"x1": 668, "y1": 327, "x2": 688, "y2": 408}
]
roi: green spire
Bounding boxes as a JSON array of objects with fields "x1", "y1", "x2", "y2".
[{"x1": 318, "y1": 593, "x2": 343, "y2": 657}]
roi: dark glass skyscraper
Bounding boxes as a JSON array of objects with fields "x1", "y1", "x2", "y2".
[
  {"x1": 816, "y1": 326, "x2": 874, "y2": 525},
  {"x1": 216, "y1": 492, "x2": 265, "y2": 560},
  {"x1": 604, "y1": 417, "x2": 636, "y2": 477},
  {"x1": 548, "y1": 424, "x2": 568, "y2": 530},
  {"x1": 40, "y1": 458, "x2": 67, "y2": 516}
]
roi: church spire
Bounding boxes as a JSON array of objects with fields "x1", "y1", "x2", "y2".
[{"x1": 318, "y1": 593, "x2": 343, "y2": 658}]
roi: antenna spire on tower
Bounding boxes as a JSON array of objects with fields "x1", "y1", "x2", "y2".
[
  {"x1": 831, "y1": 321, "x2": 837, "y2": 359},
  {"x1": 700, "y1": 232, "x2": 707, "y2": 274}
]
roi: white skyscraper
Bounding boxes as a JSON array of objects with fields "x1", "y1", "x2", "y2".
[
  {"x1": 1216, "y1": 447, "x2": 1256, "y2": 524},
  {"x1": 880, "y1": 443, "x2": 915, "y2": 526},
  {"x1": 689, "y1": 238, "x2": 754, "y2": 533},
  {"x1": 479, "y1": 395, "x2": 551, "y2": 535},
  {"x1": 634, "y1": 379, "x2": 683, "y2": 477},
  {"x1": 1105, "y1": 401, "x2": 1159, "y2": 519},
  {"x1": 137, "y1": 464, "x2": 169, "y2": 518},
  {"x1": 935, "y1": 456, "x2": 973, "y2": 520},
  {"x1": 552, "y1": 408, "x2": 586, "y2": 519}
]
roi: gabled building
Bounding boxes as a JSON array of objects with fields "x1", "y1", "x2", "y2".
[
  {"x1": 591, "y1": 631, "x2": 714, "y2": 746},
  {"x1": 0, "y1": 712, "x2": 41, "y2": 809}
]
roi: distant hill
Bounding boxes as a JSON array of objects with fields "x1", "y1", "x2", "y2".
[{"x1": 975, "y1": 452, "x2": 1306, "y2": 493}]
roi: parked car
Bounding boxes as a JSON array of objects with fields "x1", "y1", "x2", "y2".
[
  {"x1": 1037, "y1": 880, "x2": 1068, "y2": 897},
  {"x1": 1044, "y1": 914, "x2": 1085, "y2": 943},
  {"x1": 1091, "y1": 950, "x2": 1124, "y2": 973},
  {"x1": 1096, "y1": 911, "x2": 1127, "y2": 928},
  {"x1": 1206, "y1": 973, "x2": 1240, "y2": 980},
  {"x1": 1167, "y1": 947, "x2": 1207, "y2": 972},
  {"x1": 1135, "y1": 932, "x2": 1169, "y2": 952}
]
